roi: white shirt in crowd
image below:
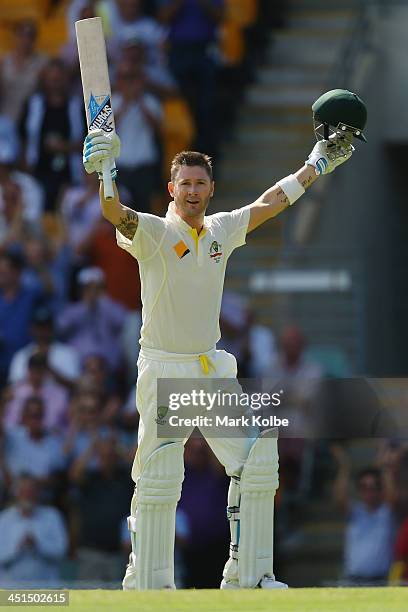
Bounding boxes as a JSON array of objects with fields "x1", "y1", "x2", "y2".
[
  {"x1": 0, "y1": 505, "x2": 67, "y2": 586},
  {"x1": 9, "y1": 342, "x2": 80, "y2": 384},
  {"x1": 113, "y1": 93, "x2": 162, "y2": 168},
  {"x1": 4, "y1": 427, "x2": 66, "y2": 480}
]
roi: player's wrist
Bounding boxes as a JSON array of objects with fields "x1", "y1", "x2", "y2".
[{"x1": 276, "y1": 174, "x2": 305, "y2": 206}]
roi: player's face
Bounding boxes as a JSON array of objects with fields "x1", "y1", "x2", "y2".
[{"x1": 169, "y1": 166, "x2": 214, "y2": 218}]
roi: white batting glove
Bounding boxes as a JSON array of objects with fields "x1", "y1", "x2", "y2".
[
  {"x1": 83, "y1": 129, "x2": 121, "y2": 178},
  {"x1": 306, "y1": 135, "x2": 354, "y2": 175}
]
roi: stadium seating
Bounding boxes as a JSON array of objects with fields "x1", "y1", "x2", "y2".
[
  {"x1": 161, "y1": 97, "x2": 195, "y2": 176},
  {"x1": 0, "y1": 0, "x2": 50, "y2": 23}
]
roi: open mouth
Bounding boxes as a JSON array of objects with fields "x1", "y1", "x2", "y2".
[{"x1": 187, "y1": 199, "x2": 200, "y2": 205}]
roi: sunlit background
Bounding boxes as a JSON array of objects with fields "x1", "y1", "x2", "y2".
[{"x1": 0, "y1": 0, "x2": 407, "y2": 590}]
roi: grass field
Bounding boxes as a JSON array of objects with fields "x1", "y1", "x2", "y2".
[{"x1": 4, "y1": 588, "x2": 406, "y2": 611}]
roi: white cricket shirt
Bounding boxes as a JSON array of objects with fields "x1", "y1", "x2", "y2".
[{"x1": 116, "y1": 202, "x2": 250, "y2": 354}]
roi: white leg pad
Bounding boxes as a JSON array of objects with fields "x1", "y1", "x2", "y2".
[
  {"x1": 223, "y1": 432, "x2": 279, "y2": 588},
  {"x1": 122, "y1": 442, "x2": 184, "y2": 590}
]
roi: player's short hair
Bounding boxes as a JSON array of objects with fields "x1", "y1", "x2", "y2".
[{"x1": 171, "y1": 151, "x2": 213, "y2": 182}]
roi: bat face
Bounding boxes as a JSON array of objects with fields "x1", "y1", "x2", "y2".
[
  {"x1": 76, "y1": 16, "x2": 115, "y2": 199},
  {"x1": 75, "y1": 17, "x2": 115, "y2": 134},
  {"x1": 88, "y1": 93, "x2": 114, "y2": 133}
]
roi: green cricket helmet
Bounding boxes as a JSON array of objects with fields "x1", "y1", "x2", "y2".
[{"x1": 312, "y1": 89, "x2": 367, "y2": 143}]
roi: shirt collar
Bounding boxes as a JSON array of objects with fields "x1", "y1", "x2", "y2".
[{"x1": 166, "y1": 201, "x2": 208, "y2": 234}]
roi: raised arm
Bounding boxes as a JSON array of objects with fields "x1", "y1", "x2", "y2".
[
  {"x1": 246, "y1": 137, "x2": 354, "y2": 233},
  {"x1": 247, "y1": 164, "x2": 317, "y2": 233},
  {"x1": 83, "y1": 129, "x2": 139, "y2": 242},
  {"x1": 99, "y1": 181, "x2": 138, "y2": 241}
]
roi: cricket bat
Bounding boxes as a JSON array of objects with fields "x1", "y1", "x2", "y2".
[{"x1": 75, "y1": 17, "x2": 115, "y2": 200}]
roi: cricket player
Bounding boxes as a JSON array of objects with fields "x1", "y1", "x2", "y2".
[{"x1": 82, "y1": 89, "x2": 364, "y2": 590}]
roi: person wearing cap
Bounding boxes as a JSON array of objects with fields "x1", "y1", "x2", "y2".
[
  {"x1": 8, "y1": 307, "x2": 80, "y2": 388},
  {"x1": 56, "y1": 267, "x2": 127, "y2": 372},
  {"x1": 82, "y1": 88, "x2": 362, "y2": 590}
]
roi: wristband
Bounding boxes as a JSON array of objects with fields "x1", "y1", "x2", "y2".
[{"x1": 276, "y1": 175, "x2": 305, "y2": 206}]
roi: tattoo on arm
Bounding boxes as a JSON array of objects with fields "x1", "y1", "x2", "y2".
[
  {"x1": 116, "y1": 209, "x2": 139, "y2": 241},
  {"x1": 276, "y1": 188, "x2": 289, "y2": 206},
  {"x1": 301, "y1": 175, "x2": 315, "y2": 189}
]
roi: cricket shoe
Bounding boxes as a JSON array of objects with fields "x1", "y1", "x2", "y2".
[{"x1": 221, "y1": 575, "x2": 288, "y2": 589}]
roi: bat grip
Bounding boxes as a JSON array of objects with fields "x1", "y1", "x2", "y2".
[{"x1": 102, "y1": 157, "x2": 114, "y2": 200}]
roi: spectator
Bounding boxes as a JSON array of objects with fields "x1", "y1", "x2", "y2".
[
  {"x1": 0, "y1": 250, "x2": 43, "y2": 386},
  {"x1": 218, "y1": 291, "x2": 250, "y2": 376},
  {"x1": 0, "y1": 419, "x2": 11, "y2": 506},
  {"x1": 0, "y1": 111, "x2": 20, "y2": 165},
  {"x1": 57, "y1": 267, "x2": 127, "y2": 372},
  {"x1": 263, "y1": 326, "x2": 323, "y2": 530},
  {"x1": 113, "y1": 61, "x2": 162, "y2": 212},
  {"x1": 178, "y1": 437, "x2": 229, "y2": 588},
  {"x1": 266, "y1": 325, "x2": 322, "y2": 436},
  {"x1": 0, "y1": 181, "x2": 28, "y2": 248},
  {"x1": 62, "y1": 1, "x2": 97, "y2": 74},
  {"x1": 331, "y1": 444, "x2": 397, "y2": 585},
  {"x1": 119, "y1": 383, "x2": 139, "y2": 431},
  {"x1": 0, "y1": 20, "x2": 47, "y2": 122},
  {"x1": 0, "y1": 475, "x2": 67, "y2": 587},
  {"x1": 119, "y1": 35, "x2": 177, "y2": 99},
  {"x1": 63, "y1": 391, "x2": 119, "y2": 470},
  {"x1": 19, "y1": 59, "x2": 85, "y2": 211},
  {"x1": 21, "y1": 234, "x2": 71, "y2": 316},
  {"x1": 0, "y1": 142, "x2": 44, "y2": 244},
  {"x1": 80, "y1": 355, "x2": 122, "y2": 427},
  {"x1": 101, "y1": 0, "x2": 166, "y2": 66},
  {"x1": 69, "y1": 435, "x2": 132, "y2": 583},
  {"x1": 8, "y1": 306, "x2": 80, "y2": 388},
  {"x1": 158, "y1": 0, "x2": 224, "y2": 154},
  {"x1": 59, "y1": 171, "x2": 102, "y2": 264},
  {"x1": 4, "y1": 397, "x2": 66, "y2": 495},
  {"x1": 77, "y1": 215, "x2": 141, "y2": 311},
  {"x1": 3, "y1": 353, "x2": 69, "y2": 433},
  {"x1": 244, "y1": 307, "x2": 278, "y2": 378}
]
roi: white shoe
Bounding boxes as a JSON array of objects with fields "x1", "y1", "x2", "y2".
[
  {"x1": 221, "y1": 575, "x2": 288, "y2": 589},
  {"x1": 259, "y1": 576, "x2": 288, "y2": 589}
]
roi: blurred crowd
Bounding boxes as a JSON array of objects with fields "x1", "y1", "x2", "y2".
[{"x1": 0, "y1": 0, "x2": 407, "y2": 590}]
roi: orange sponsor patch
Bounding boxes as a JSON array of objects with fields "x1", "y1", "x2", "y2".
[{"x1": 173, "y1": 240, "x2": 190, "y2": 259}]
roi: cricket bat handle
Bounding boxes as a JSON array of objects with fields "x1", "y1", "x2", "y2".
[{"x1": 102, "y1": 157, "x2": 114, "y2": 200}]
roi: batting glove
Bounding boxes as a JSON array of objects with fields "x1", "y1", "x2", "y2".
[
  {"x1": 306, "y1": 135, "x2": 354, "y2": 175},
  {"x1": 83, "y1": 129, "x2": 121, "y2": 179}
]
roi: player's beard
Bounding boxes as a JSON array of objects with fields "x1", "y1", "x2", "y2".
[{"x1": 176, "y1": 194, "x2": 211, "y2": 218}]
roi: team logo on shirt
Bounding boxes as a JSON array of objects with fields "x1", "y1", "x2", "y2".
[
  {"x1": 155, "y1": 405, "x2": 169, "y2": 425},
  {"x1": 209, "y1": 241, "x2": 223, "y2": 263}
]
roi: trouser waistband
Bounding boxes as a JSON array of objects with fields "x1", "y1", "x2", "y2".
[{"x1": 139, "y1": 346, "x2": 216, "y2": 374}]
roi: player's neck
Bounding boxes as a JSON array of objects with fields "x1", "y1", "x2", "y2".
[{"x1": 177, "y1": 211, "x2": 205, "y2": 232}]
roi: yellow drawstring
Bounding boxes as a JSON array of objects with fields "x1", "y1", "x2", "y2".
[{"x1": 199, "y1": 355, "x2": 215, "y2": 375}]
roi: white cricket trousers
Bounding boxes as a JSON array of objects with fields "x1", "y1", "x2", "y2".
[{"x1": 132, "y1": 346, "x2": 254, "y2": 483}]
